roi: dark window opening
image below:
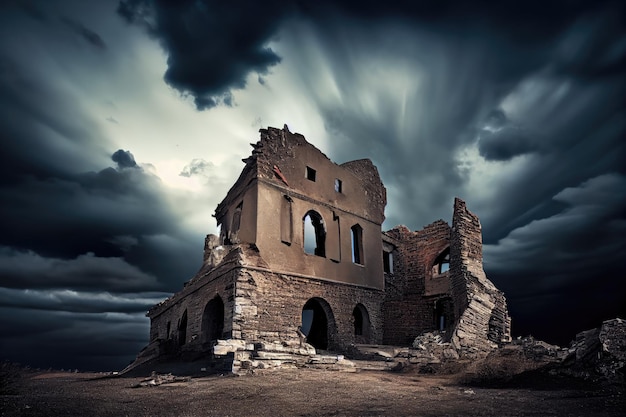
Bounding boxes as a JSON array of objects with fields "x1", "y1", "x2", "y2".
[
  {"x1": 202, "y1": 296, "x2": 225, "y2": 345},
  {"x1": 383, "y1": 250, "x2": 393, "y2": 273},
  {"x1": 433, "y1": 248, "x2": 450, "y2": 275},
  {"x1": 306, "y1": 166, "x2": 316, "y2": 181},
  {"x1": 302, "y1": 299, "x2": 329, "y2": 350},
  {"x1": 166, "y1": 321, "x2": 171, "y2": 339},
  {"x1": 434, "y1": 298, "x2": 454, "y2": 333},
  {"x1": 178, "y1": 310, "x2": 188, "y2": 346},
  {"x1": 353, "y1": 307, "x2": 363, "y2": 335},
  {"x1": 351, "y1": 224, "x2": 363, "y2": 264},
  {"x1": 334, "y1": 178, "x2": 342, "y2": 193},
  {"x1": 303, "y1": 211, "x2": 326, "y2": 257},
  {"x1": 352, "y1": 304, "x2": 371, "y2": 343}
]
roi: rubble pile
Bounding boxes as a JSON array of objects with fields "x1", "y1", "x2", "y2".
[
  {"x1": 560, "y1": 318, "x2": 626, "y2": 381},
  {"x1": 214, "y1": 339, "x2": 355, "y2": 374}
]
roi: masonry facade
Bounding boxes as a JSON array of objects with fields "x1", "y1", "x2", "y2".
[{"x1": 135, "y1": 125, "x2": 510, "y2": 371}]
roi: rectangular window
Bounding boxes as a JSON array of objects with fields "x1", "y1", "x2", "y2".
[
  {"x1": 306, "y1": 166, "x2": 316, "y2": 181},
  {"x1": 383, "y1": 251, "x2": 393, "y2": 273},
  {"x1": 334, "y1": 178, "x2": 342, "y2": 193}
]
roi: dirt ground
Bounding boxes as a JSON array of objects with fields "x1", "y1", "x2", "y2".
[{"x1": 1, "y1": 367, "x2": 624, "y2": 417}]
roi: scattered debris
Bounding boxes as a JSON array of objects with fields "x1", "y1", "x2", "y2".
[{"x1": 132, "y1": 372, "x2": 190, "y2": 388}]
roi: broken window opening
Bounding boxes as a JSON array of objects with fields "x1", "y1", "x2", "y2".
[
  {"x1": 178, "y1": 310, "x2": 188, "y2": 346},
  {"x1": 383, "y1": 250, "x2": 393, "y2": 273},
  {"x1": 303, "y1": 211, "x2": 326, "y2": 257},
  {"x1": 351, "y1": 224, "x2": 364, "y2": 265},
  {"x1": 334, "y1": 178, "x2": 342, "y2": 193},
  {"x1": 229, "y1": 202, "x2": 243, "y2": 244},
  {"x1": 306, "y1": 166, "x2": 316, "y2": 181},
  {"x1": 432, "y1": 248, "x2": 450, "y2": 275}
]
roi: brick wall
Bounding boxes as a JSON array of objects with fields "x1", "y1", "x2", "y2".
[{"x1": 382, "y1": 220, "x2": 452, "y2": 345}]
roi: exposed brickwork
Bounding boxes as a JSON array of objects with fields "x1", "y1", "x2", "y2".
[
  {"x1": 382, "y1": 221, "x2": 452, "y2": 345},
  {"x1": 449, "y1": 198, "x2": 511, "y2": 356}
]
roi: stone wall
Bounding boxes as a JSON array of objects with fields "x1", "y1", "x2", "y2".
[
  {"x1": 449, "y1": 198, "x2": 511, "y2": 356},
  {"x1": 233, "y1": 244, "x2": 384, "y2": 349},
  {"x1": 382, "y1": 220, "x2": 451, "y2": 345}
]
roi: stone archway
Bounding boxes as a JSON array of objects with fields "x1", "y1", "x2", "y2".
[
  {"x1": 301, "y1": 298, "x2": 336, "y2": 350},
  {"x1": 352, "y1": 303, "x2": 371, "y2": 343},
  {"x1": 201, "y1": 295, "x2": 225, "y2": 346}
]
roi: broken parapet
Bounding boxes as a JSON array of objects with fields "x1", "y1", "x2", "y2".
[
  {"x1": 203, "y1": 234, "x2": 228, "y2": 270},
  {"x1": 449, "y1": 198, "x2": 511, "y2": 356}
]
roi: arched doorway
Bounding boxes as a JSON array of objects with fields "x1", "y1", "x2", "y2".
[
  {"x1": 201, "y1": 296, "x2": 225, "y2": 345},
  {"x1": 352, "y1": 303, "x2": 371, "y2": 343},
  {"x1": 301, "y1": 298, "x2": 335, "y2": 350}
]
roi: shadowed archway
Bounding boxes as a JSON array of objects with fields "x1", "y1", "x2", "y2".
[
  {"x1": 201, "y1": 295, "x2": 225, "y2": 346},
  {"x1": 301, "y1": 298, "x2": 336, "y2": 350}
]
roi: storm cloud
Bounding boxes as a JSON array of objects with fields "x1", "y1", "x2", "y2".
[{"x1": 0, "y1": 0, "x2": 624, "y2": 370}]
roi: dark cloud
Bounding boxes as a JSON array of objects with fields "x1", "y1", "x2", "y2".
[
  {"x1": 61, "y1": 16, "x2": 107, "y2": 50},
  {"x1": 478, "y1": 126, "x2": 540, "y2": 161},
  {"x1": 0, "y1": 0, "x2": 623, "y2": 371},
  {"x1": 116, "y1": 0, "x2": 622, "y2": 111},
  {"x1": 0, "y1": 288, "x2": 167, "y2": 314},
  {"x1": 484, "y1": 173, "x2": 626, "y2": 343},
  {"x1": 117, "y1": 0, "x2": 285, "y2": 109},
  {"x1": 0, "y1": 307, "x2": 149, "y2": 370},
  {"x1": 0, "y1": 248, "x2": 159, "y2": 292},
  {"x1": 0, "y1": 5, "x2": 205, "y2": 369},
  {"x1": 111, "y1": 149, "x2": 138, "y2": 169}
]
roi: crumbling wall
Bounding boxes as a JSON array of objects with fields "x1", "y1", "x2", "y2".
[
  {"x1": 449, "y1": 198, "x2": 511, "y2": 356},
  {"x1": 382, "y1": 220, "x2": 451, "y2": 345}
]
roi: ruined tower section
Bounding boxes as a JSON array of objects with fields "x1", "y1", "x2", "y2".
[
  {"x1": 382, "y1": 220, "x2": 454, "y2": 345},
  {"x1": 449, "y1": 198, "x2": 511, "y2": 356}
]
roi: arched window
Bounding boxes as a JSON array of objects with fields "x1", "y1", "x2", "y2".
[
  {"x1": 303, "y1": 211, "x2": 326, "y2": 257},
  {"x1": 352, "y1": 303, "x2": 371, "y2": 343},
  {"x1": 351, "y1": 224, "x2": 363, "y2": 265},
  {"x1": 432, "y1": 248, "x2": 450, "y2": 275},
  {"x1": 201, "y1": 296, "x2": 225, "y2": 345}
]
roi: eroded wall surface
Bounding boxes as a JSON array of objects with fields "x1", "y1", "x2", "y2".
[{"x1": 449, "y1": 198, "x2": 511, "y2": 355}]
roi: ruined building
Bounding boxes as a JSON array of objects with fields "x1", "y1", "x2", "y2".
[{"x1": 134, "y1": 125, "x2": 511, "y2": 372}]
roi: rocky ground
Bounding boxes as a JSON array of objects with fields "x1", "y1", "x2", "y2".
[
  {"x1": 1, "y1": 365, "x2": 624, "y2": 417},
  {"x1": 2, "y1": 319, "x2": 624, "y2": 416}
]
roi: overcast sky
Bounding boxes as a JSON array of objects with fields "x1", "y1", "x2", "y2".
[{"x1": 0, "y1": 0, "x2": 624, "y2": 371}]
